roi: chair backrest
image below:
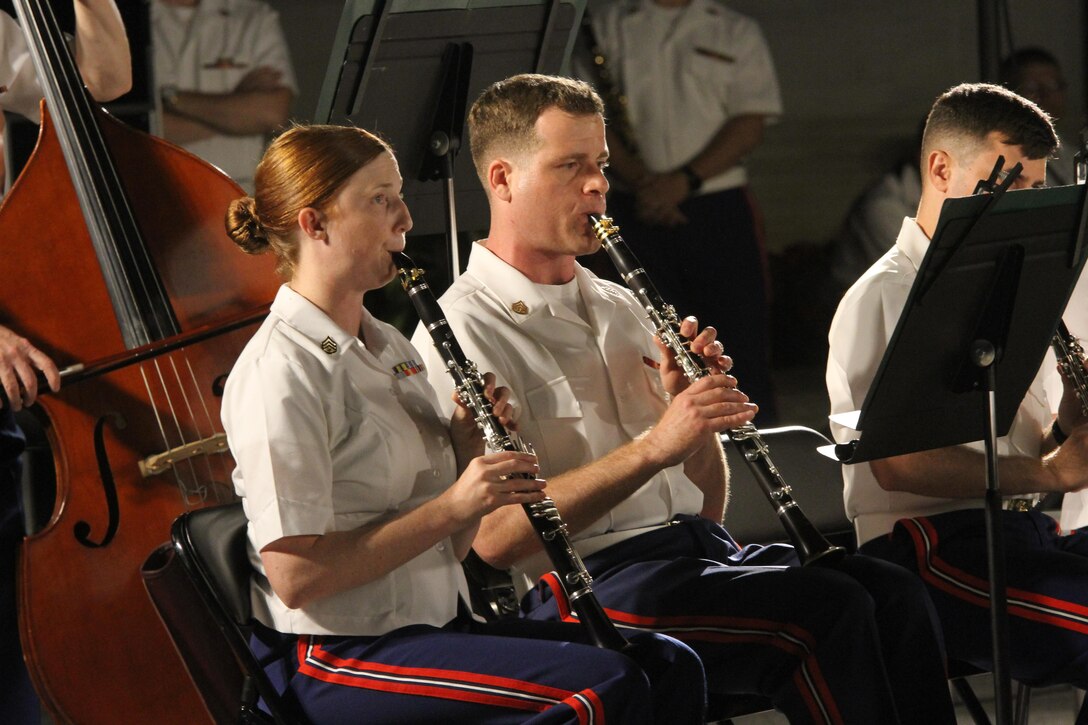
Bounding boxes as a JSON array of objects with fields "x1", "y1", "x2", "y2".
[
  {"x1": 720, "y1": 425, "x2": 855, "y2": 551},
  {"x1": 142, "y1": 502, "x2": 298, "y2": 724}
]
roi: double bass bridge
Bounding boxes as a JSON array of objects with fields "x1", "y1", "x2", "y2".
[{"x1": 138, "y1": 433, "x2": 229, "y2": 477}]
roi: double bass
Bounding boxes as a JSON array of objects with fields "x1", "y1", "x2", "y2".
[{"x1": 2, "y1": 0, "x2": 277, "y2": 721}]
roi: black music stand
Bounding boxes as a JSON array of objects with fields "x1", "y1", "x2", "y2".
[
  {"x1": 315, "y1": 0, "x2": 585, "y2": 282},
  {"x1": 833, "y1": 181, "x2": 1088, "y2": 724}
]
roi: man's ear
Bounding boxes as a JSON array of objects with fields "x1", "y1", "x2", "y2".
[
  {"x1": 926, "y1": 149, "x2": 953, "y2": 194},
  {"x1": 488, "y1": 159, "x2": 515, "y2": 203},
  {"x1": 297, "y1": 207, "x2": 327, "y2": 242}
]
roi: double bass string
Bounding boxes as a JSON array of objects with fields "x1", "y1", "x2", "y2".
[{"x1": 19, "y1": 0, "x2": 232, "y2": 507}]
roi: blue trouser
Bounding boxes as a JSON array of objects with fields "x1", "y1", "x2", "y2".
[
  {"x1": 862, "y1": 508, "x2": 1088, "y2": 722},
  {"x1": 253, "y1": 615, "x2": 705, "y2": 724},
  {"x1": 525, "y1": 516, "x2": 956, "y2": 724}
]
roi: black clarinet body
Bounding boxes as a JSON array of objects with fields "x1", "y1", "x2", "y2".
[
  {"x1": 588, "y1": 215, "x2": 846, "y2": 567},
  {"x1": 1052, "y1": 319, "x2": 1088, "y2": 418},
  {"x1": 394, "y1": 253, "x2": 629, "y2": 650}
]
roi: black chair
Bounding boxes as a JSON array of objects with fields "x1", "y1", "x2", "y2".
[
  {"x1": 721, "y1": 425, "x2": 1039, "y2": 725},
  {"x1": 721, "y1": 425, "x2": 856, "y2": 552},
  {"x1": 141, "y1": 503, "x2": 302, "y2": 724}
]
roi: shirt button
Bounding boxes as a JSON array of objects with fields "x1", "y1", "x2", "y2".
[
  {"x1": 432, "y1": 469, "x2": 441, "y2": 478},
  {"x1": 435, "y1": 542, "x2": 446, "y2": 552}
]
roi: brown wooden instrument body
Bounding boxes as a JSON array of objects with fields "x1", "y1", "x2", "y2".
[{"x1": 2, "y1": 106, "x2": 277, "y2": 724}]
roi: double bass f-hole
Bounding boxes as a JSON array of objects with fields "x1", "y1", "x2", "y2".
[{"x1": 76, "y1": 412, "x2": 126, "y2": 548}]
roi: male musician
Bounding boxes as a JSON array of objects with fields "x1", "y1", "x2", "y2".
[
  {"x1": 0, "y1": 3, "x2": 129, "y2": 720},
  {"x1": 827, "y1": 82, "x2": 1088, "y2": 706},
  {"x1": 414, "y1": 73, "x2": 957, "y2": 723}
]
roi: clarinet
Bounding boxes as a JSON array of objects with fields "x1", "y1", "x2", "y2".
[
  {"x1": 394, "y1": 252, "x2": 629, "y2": 651},
  {"x1": 588, "y1": 215, "x2": 847, "y2": 567},
  {"x1": 1052, "y1": 320, "x2": 1088, "y2": 417}
]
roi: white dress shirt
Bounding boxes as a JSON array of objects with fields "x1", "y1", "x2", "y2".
[
  {"x1": 152, "y1": 0, "x2": 297, "y2": 192},
  {"x1": 0, "y1": 11, "x2": 48, "y2": 121},
  {"x1": 413, "y1": 244, "x2": 705, "y2": 580},
  {"x1": 223, "y1": 285, "x2": 467, "y2": 636},
  {"x1": 827, "y1": 218, "x2": 1052, "y2": 545}
]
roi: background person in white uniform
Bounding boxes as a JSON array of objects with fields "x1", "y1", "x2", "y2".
[
  {"x1": 579, "y1": 0, "x2": 783, "y2": 421},
  {"x1": 153, "y1": 0, "x2": 295, "y2": 192}
]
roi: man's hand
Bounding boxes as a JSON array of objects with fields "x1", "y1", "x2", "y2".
[
  {"x1": 655, "y1": 316, "x2": 733, "y2": 397},
  {"x1": 1044, "y1": 424, "x2": 1088, "y2": 493},
  {"x1": 644, "y1": 374, "x2": 755, "y2": 469},
  {"x1": 234, "y1": 66, "x2": 285, "y2": 93},
  {"x1": 635, "y1": 173, "x2": 689, "y2": 227},
  {"x1": 0, "y1": 325, "x2": 60, "y2": 411}
]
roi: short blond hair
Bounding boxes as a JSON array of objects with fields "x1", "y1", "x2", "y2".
[{"x1": 468, "y1": 74, "x2": 604, "y2": 186}]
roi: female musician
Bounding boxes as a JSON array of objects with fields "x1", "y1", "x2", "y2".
[{"x1": 221, "y1": 124, "x2": 706, "y2": 724}]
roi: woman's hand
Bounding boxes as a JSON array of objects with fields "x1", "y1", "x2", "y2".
[
  {"x1": 448, "y1": 371, "x2": 520, "y2": 470},
  {"x1": 444, "y1": 451, "x2": 546, "y2": 523}
]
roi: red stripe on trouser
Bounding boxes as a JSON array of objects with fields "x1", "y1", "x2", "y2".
[
  {"x1": 564, "y1": 692, "x2": 591, "y2": 725},
  {"x1": 581, "y1": 687, "x2": 606, "y2": 725},
  {"x1": 906, "y1": 517, "x2": 1088, "y2": 635},
  {"x1": 593, "y1": 609, "x2": 841, "y2": 723},
  {"x1": 541, "y1": 571, "x2": 577, "y2": 623},
  {"x1": 295, "y1": 638, "x2": 603, "y2": 721},
  {"x1": 793, "y1": 662, "x2": 843, "y2": 725}
]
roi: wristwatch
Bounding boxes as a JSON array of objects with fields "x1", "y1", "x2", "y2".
[
  {"x1": 679, "y1": 164, "x2": 703, "y2": 193},
  {"x1": 160, "y1": 84, "x2": 180, "y2": 110}
]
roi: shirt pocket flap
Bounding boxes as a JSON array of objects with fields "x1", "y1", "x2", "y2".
[{"x1": 524, "y1": 376, "x2": 584, "y2": 420}]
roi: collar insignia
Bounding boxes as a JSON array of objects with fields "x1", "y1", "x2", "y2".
[
  {"x1": 320, "y1": 336, "x2": 338, "y2": 355},
  {"x1": 511, "y1": 301, "x2": 529, "y2": 315}
]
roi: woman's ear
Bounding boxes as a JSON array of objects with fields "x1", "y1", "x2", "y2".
[{"x1": 297, "y1": 207, "x2": 328, "y2": 242}]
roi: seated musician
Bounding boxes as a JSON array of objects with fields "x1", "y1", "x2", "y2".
[
  {"x1": 827, "y1": 82, "x2": 1088, "y2": 710},
  {"x1": 0, "y1": 2, "x2": 129, "y2": 720},
  {"x1": 414, "y1": 72, "x2": 957, "y2": 723},
  {"x1": 220, "y1": 123, "x2": 707, "y2": 724}
]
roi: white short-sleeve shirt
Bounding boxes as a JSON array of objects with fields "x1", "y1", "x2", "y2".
[
  {"x1": 413, "y1": 244, "x2": 705, "y2": 580},
  {"x1": 0, "y1": 11, "x2": 47, "y2": 121},
  {"x1": 827, "y1": 218, "x2": 1052, "y2": 545},
  {"x1": 590, "y1": 0, "x2": 782, "y2": 193},
  {"x1": 152, "y1": 0, "x2": 297, "y2": 192},
  {"x1": 223, "y1": 285, "x2": 466, "y2": 636}
]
